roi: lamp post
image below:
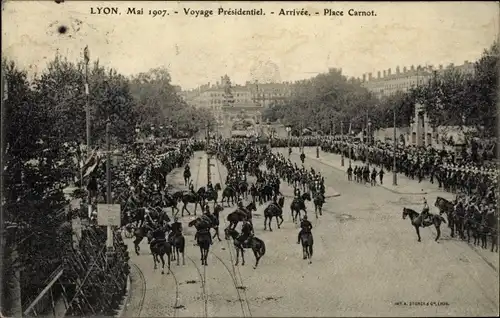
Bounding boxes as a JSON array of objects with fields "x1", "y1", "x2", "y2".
[
  {"x1": 286, "y1": 126, "x2": 291, "y2": 155},
  {"x1": 340, "y1": 121, "x2": 345, "y2": 166},
  {"x1": 267, "y1": 122, "x2": 271, "y2": 149},
  {"x1": 368, "y1": 120, "x2": 372, "y2": 145},
  {"x1": 348, "y1": 121, "x2": 352, "y2": 167},
  {"x1": 393, "y1": 108, "x2": 398, "y2": 186}
]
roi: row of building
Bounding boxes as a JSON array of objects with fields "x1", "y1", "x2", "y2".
[
  {"x1": 178, "y1": 60, "x2": 477, "y2": 144},
  {"x1": 359, "y1": 61, "x2": 475, "y2": 98}
]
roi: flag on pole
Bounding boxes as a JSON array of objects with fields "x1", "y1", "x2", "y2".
[
  {"x1": 82, "y1": 149, "x2": 101, "y2": 178},
  {"x1": 83, "y1": 46, "x2": 90, "y2": 64},
  {"x1": 3, "y1": 81, "x2": 8, "y2": 101}
]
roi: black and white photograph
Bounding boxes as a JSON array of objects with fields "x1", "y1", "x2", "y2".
[{"x1": 1, "y1": 1, "x2": 499, "y2": 317}]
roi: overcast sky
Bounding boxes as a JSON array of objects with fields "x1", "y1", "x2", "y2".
[{"x1": 2, "y1": 1, "x2": 498, "y2": 89}]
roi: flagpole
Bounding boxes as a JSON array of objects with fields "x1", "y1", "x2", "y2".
[{"x1": 84, "y1": 46, "x2": 92, "y2": 219}]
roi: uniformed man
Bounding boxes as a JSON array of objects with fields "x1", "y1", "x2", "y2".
[
  {"x1": 421, "y1": 198, "x2": 431, "y2": 224},
  {"x1": 240, "y1": 219, "x2": 254, "y2": 247},
  {"x1": 168, "y1": 216, "x2": 183, "y2": 244},
  {"x1": 150, "y1": 223, "x2": 167, "y2": 249},
  {"x1": 297, "y1": 214, "x2": 313, "y2": 244},
  {"x1": 294, "y1": 187, "x2": 301, "y2": 199}
]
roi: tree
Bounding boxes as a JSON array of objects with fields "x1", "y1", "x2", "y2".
[
  {"x1": 3, "y1": 59, "x2": 71, "y2": 310},
  {"x1": 129, "y1": 67, "x2": 212, "y2": 136}
]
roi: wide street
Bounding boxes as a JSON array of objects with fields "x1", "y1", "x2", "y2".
[{"x1": 123, "y1": 148, "x2": 499, "y2": 317}]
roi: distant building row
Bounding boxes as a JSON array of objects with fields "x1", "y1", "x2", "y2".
[
  {"x1": 357, "y1": 61, "x2": 475, "y2": 98},
  {"x1": 179, "y1": 77, "x2": 293, "y2": 125}
]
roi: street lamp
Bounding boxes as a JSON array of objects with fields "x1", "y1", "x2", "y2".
[
  {"x1": 266, "y1": 122, "x2": 271, "y2": 148},
  {"x1": 393, "y1": 108, "x2": 398, "y2": 186},
  {"x1": 340, "y1": 122, "x2": 344, "y2": 166},
  {"x1": 368, "y1": 120, "x2": 372, "y2": 145},
  {"x1": 286, "y1": 126, "x2": 291, "y2": 155}
]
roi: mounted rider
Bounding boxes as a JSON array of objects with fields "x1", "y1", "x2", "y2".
[
  {"x1": 150, "y1": 223, "x2": 168, "y2": 249},
  {"x1": 195, "y1": 209, "x2": 213, "y2": 245},
  {"x1": 237, "y1": 196, "x2": 249, "y2": 219},
  {"x1": 294, "y1": 187, "x2": 301, "y2": 199},
  {"x1": 421, "y1": 197, "x2": 431, "y2": 223},
  {"x1": 297, "y1": 214, "x2": 313, "y2": 244},
  {"x1": 239, "y1": 219, "x2": 254, "y2": 247},
  {"x1": 168, "y1": 216, "x2": 182, "y2": 244}
]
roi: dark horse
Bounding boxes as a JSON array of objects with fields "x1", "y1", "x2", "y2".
[
  {"x1": 435, "y1": 197, "x2": 459, "y2": 238},
  {"x1": 264, "y1": 196, "x2": 285, "y2": 231},
  {"x1": 238, "y1": 180, "x2": 249, "y2": 199},
  {"x1": 291, "y1": 193, "x2": 311, "y2": 223},
  {"x1": 149, "y1": 227, "x2": 172, "y2": 275},
  {"x1": 188, "y1": 218, "x2": 212, "y2": 266},
  {"x1": 221, "y1": 185, "x2": 237, "y2": 206},
  {"x1": 181, "y1": 191, "x2": 202, "y2": 216},
  {"x1": 313, "y1": 192, "x2": 325, "y2": 219},
  {"x1": 169, "y1": 233, "x2": 186, "y2": 266},
  {"x1": 227, "y1": 202, "x2": 257, "y2": 229},
  {"x1": 224, "y1": 228, "x2": 266, "y2": 269},
  {"x1": 183, "y1": 168, "x2": 191, "y2": 186},
  {"x1": 299, "y1": 230, "x2": 313, "y2": 264},
  {"x1": 402, "y1": 207, "x2": 446, "y2": 242},
  {"x1": 199, "y1": 183, "x2": 222, "y2": 208},
  {"x1": 133, "y1": 223, "x2": 153, "y2": 255}
]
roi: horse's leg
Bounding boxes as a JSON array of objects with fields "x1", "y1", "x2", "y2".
[
  {"x1": 253, "y1": 248, "x2": 260, "y2": 269},
  {"x1": 160, "y1": 253, "x2": 166, "y2": 274},
  {"x1": 302, "y1": 244, "x2": 307, "y2": 259},
  {"x1": 234, "y1": 246, "x2": 239, "y2": 266},
  {"x1": 176, "y1": 247, "x2": 180, "y2": 266},
  {"x1": 204, "y1": 247, "x2": 209, "y2": 266},
  {"x1": 167, "y1": 250, "x2": 171, "y2": 273},
  {"x1": 152, "y1": 252, "x2": 158, "y2": 270},
  {"x1": 415, "y1": 226, "x2": 421, "y2": 242},
  {"x1": 241, "y1": 248, "x2": 245, "y2": 266},
  {"x1": 278, "y1": 215, "x2": 284, "y2": 228},
  {"x1": 199, "y1": 245, "x2": 204, "y2": 264},
  {"x1": 435, "y1": 224, "x2": 441, "y2": 242},
  {"x1": 319, "y1": 205, "x2": 323, "y2": 216}
]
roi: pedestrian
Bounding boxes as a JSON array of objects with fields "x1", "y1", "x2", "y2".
[{"x1": 379, "y1": 168, "x2": 384, "y2": 185}]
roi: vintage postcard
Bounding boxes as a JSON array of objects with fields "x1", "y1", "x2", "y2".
[{"x1": 1, "y1": 1, "x2": 499, "y2": 317}]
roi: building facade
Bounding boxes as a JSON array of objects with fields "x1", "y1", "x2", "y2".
[
  {"x1": 179, "y1": 76, "x2": 292, "y2": 131},
  {"x1": 359, "y1": 61, "x2": 475, "y2": 98}
]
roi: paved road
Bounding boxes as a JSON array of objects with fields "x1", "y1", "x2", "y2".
[{"x1": 123, "y1": 150, "x2": 499, "y2": 317}]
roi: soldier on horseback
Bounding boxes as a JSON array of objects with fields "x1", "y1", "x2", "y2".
[
  {"x1": 195, "y1": 209, "x2": 213, "y2": 245},
  {"x1": 421, "y1": 198, "x2": 431, "y2": 224},
  {"x1": 168, "y1": 216, "x2": 182, "y2": 244},
  {"x1": 239, "y1": 219, "x2": 254, "y2": 248},
  {"x1": 294, "y1": 187, "x2": 301, "y2": 199},
  {"x1": 150, "y1": 222, "x2": 168, "y2": 248},
  {"x1": 297, "y1": 214, "x2": 313, "y2": 244}
]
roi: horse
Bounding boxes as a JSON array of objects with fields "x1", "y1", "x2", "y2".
[
  {"x1": 188, "y1": 217, "x2": 213, "y2": 266},
  {"x1": 162, "y1": 193, "x2": 180, "y2": 217},
  {"x1": 313, "y1": 192, "x2": 325, "y2": 219},
  {"x1": 435, "y1": 197, "x2": 457, "y2": 237},
  {"x1": 150, "y1": 237, "x2": 172, "y2": 275},
  {"x1": 402, "y1": 207, "x2": 446, "y2": 242},
  {"x1": 264, "y1": 196, "x2": 285, "y2": 231},
  {"x1": 221, "y1": 185, "x2": 237, "y2": 206},
  {"x1": 169, "y1": 233, "x2": 186, "y2": 266},
  {"x1": 224, "y1": 228, "x2": 266, "y2": 269},
  {"x1": 181, "y1": 192, "x2": 202, "y2": 216},
  {"x1": 484, "y1": 211, "x2": 498, "y2": 252},
  {"x1": 227, "y1": 202, "x2": 257, "y2": 229},
  {"x1": 299, "y1": 231, "x2": 313, "y2": 264},
  {"x1": 183, "y1": 169, "x2": 191, "y2": 186},
  {"x1": 290, "y1": 193, "x2": 311, "y2": 224},
  {"x1": 202, "y1": 183, "x2": 222, "y2": 207},
  {"x1": 238, "y1": 181, "x2": 249, "y2": 199},
  {"x1": 132, "y1": 223, "x2": 153, "y2": 255}
]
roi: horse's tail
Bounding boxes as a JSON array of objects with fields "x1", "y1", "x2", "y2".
[
  {"x1": 257, "y1": 238, "x2": 266, "y2": 256},
  {"x1": 178, "y1": 236, "x2": 185, "y2": 253}
]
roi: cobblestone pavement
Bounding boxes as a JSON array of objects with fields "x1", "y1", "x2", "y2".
[{"x1": 123, "y1": 150, "x2": 498, "y2": 317}]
